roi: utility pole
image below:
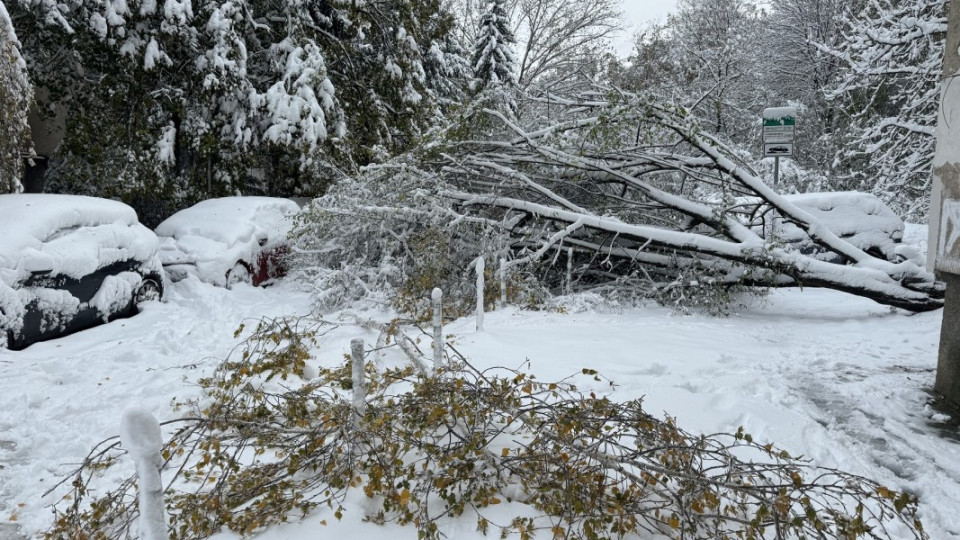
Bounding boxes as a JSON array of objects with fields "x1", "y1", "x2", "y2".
[{"x1": 929, "y1": 0, "x2": 960, "y2": 407}]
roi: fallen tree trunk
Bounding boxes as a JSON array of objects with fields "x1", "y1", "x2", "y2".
[
  {"x1": 293, "y1": 90, "x2": 944, "y2": 313},
  {"x1": 444, "y1": 191, "x2": 943, "y2": 311}
]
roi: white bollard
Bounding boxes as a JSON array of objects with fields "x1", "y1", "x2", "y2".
[
  {"x1": 351, "y1": 338, "x2": 366, "y2": 428},
  {"x1": 499, "y1": 258, "x2": 507, "y2": 308},
  {"x1": 120, "y1": 408, "x2": 167, "y2": 540},
  {"x1": 431, "y1": 287, "x2": 444, "y2": 371},
  {"x1": 476, "y1": 257, "x2": 485, "y2": 332}
]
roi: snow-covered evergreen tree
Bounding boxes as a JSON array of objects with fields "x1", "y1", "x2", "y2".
[
  {"x1": 472, "y1": 0, "x2": 517, "y2": 93},
  {"x1": 0, "y1": 0, "x2": 30, "y2": 193},
  {"x1": 10, "y1": 0, "x2": 467, "y2": 218}
]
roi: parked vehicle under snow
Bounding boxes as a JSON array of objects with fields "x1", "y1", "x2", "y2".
[
  {"x1": 0, "y1": 194, "x2": 164, "y2": 350},
  {"x1": 154, "y1": 197, "x2": 300, "y2": 288}
]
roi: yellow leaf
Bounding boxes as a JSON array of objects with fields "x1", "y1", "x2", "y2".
[
  {"x1": 501, "y1": 448, "x2": 510, "y2": 457},
  {"x1": 398, "y1": 489, "x2": 412, "y2": 506},
  {"x1": 668, "y1": 515, "x2": 679, "y2": 529}
]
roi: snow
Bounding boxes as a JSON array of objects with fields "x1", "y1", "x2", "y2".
[
  {"x1": 120, "y1": 408, "x2": 162, "y2": 461},
  {"x1": 741, "y1": 191, "x2": 907, "y2": 262},
  {"x1": 155, "y1": 197, "x2": 299, "y2": 286},
  {"x1": 0, "y1": 225, "x2": 958, "y2": 539},
  {"x1": 0, "y1": 194, "x2": 158, "y2": 283},
  {"x1": 761, "y1": 106, "x2": 797, "y2": 120},
  {"x1": 88, "y1": 272, "x2": 143, "y2": 316}
]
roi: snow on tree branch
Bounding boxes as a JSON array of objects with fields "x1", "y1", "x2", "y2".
[{"x1": 294, "y1": 90, "x2": 943, "y2": 314}]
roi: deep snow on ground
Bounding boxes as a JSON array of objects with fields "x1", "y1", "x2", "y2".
[{"x1": 1, "y1": 226, "x2": 958, "y2": 539}]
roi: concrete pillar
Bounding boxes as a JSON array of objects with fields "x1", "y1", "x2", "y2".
[{"x1": 931, "y1": 0, "x2": 960, "y2": 406}]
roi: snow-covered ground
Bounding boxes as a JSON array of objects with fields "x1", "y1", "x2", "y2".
[{"x1": 1, "y1": 226, "x2": 958, "y2": 539}]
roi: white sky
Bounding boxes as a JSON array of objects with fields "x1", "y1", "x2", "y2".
[{"x1": 613, "y1": 0, "x2": 679, "y2": 57}]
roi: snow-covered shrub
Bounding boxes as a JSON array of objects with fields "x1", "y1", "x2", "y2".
[{"x1": 46, "y1": 317, "x2": 929, "y2": 540}]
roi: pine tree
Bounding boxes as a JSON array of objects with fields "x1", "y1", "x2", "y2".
[
  {"x1": 10, "y1": 0, "x2": 468, "y2": 219},
  {"x1": 471, "y1": 0, "x2": 517, "y2": 92}
]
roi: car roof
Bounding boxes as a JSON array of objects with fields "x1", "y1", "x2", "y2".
[
  {"x1": 155, "y1": 197, "x2": 300, "y2": 244},
  {"x1": 0, "y1": 194, "x2": 153, "y2": 284},
  {"x1": 0, "y1": 194, "x2": 139, "y2": 255}
]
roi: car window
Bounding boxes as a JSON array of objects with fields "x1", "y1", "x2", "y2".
[{"x1": 44, "y1": 225, "x2": 82, "y2": 243}]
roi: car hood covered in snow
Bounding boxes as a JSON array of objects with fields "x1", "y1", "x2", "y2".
[{"x1": 155, "y1": 197, "x2": 300, "y2": 286}]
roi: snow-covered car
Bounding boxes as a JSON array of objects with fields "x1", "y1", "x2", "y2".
[
  {"x1": 734, "y1": 191, "x2": 918, "y2": 264},
  {"x1": 0, "y1": 194, "x2": 165, "y2": 350},
  {"x1": 155, "y1": 197, "x2": 301, "y2": 287}
]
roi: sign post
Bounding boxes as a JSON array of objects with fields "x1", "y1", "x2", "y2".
[
  {"x1": 762, "y1": 107, "x2": 797, "y2": 185},
  {"x1": 930, "y1": 0, "x2": 960, "y2": 408}
]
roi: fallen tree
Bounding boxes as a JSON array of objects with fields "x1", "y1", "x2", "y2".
[
  {"x1": 45, "y1": 317, "x2": 928, "y2": 540},
  {"x1": 294, "y1": 91, "x2": 943, "y2": 313}
]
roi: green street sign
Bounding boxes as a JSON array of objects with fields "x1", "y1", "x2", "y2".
[
  {"x1": 762, "y1": 106, "x2": 797, "y2": 146},
  {"x1": 763, "y1": 116, "x2": 796, "y2": 127}
]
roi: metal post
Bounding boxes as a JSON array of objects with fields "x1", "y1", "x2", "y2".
[
  {"x1": 773, "y1": 156, "x2": 780, "y2": 187},
  {"x1": 431, "y1": 287, "x2": 444, "y2": 371},
  {"x1": 120, "y1": 408, "x2": 167, "y2": 540},
  {"x1": 351, "y1": 338, "x2": 366, "y2": 427},
  {"x1": 476, "y1": 257, "x2": 485, "y2": 331},
  {"x1": 499, "y1": 258, "x2": 507, "y2": 308}
]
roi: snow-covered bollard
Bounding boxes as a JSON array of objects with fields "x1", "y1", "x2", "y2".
[
  {"x1": 120, "y1": 408, "x2": 167, "y2": 540},
  {"x1": 432, "y1": 287, "x2": 444, "y2": 371},
  {"x1": 499, "y1": 258, "x2": 507, "y2": 308},
  {"x1": 475, "y1": 256, "x2": 485, "y2": 331},
  {"x1": 566, "y1": 247, "x2": 574, "y2": 295},
  {"x1": 351, "y1": 338, "x2": 366, "y2": 428}
]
